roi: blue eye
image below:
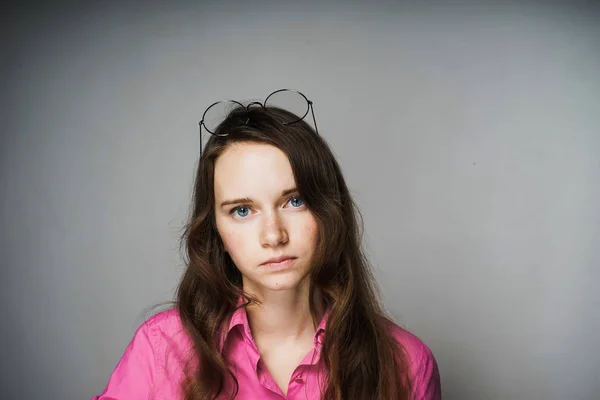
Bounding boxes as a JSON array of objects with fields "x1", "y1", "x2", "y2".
[
  {"x1": 232, "y1": 206, "x2": 250, "y2": 218},
  {"x1": 288, "y1": 196, "x2": 304, "y2": 208}
]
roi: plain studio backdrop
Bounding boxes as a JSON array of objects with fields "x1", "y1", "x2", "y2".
[{"x1": 1, "y1": 1, "x2": 599, "y2": 399}]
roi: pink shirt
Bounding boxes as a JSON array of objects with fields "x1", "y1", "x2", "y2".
[{"x1": 91, "y1": 307, "x2": 441, "y2": 399}]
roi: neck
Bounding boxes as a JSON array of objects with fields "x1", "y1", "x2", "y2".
[{"x1": 244, "y1": 281, "x2": 322, "y2": 341}]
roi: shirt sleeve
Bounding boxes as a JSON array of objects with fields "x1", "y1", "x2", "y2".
[
  {"x1": 411, "y1": 342, "x2": 441, "y2": 400},
  {"x1": 90, "y1": 321, "x2": 159, "y2": 400}
]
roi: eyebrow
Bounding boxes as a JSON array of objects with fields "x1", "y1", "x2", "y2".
[{"x1": 220, "y1": 187, "x2": 299, "y2": 208}]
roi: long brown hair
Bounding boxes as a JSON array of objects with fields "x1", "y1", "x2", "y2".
[{"x1": 177, "y1": 105, "x2": 412, "y2": 399}]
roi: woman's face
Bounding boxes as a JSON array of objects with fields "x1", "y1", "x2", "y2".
[{"x1": 213, "y1": 142, "x2": 318, "y2": 294}]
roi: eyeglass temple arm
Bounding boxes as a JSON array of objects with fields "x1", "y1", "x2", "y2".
[
  {"x1": 199, "y1": 121, "x2": 203, "y2": 156},
  {"x1": 309, "y1": 101, "x2": 319, "y2": 134}
]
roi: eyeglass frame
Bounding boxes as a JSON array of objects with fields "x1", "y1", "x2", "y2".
[{"x1": 198, "y1": 88, "x2": 319, "y2": 155}]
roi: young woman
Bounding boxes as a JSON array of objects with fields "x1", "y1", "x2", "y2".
[{"x1": 91, "y1": 90, "x2": 441, "y2": 400}]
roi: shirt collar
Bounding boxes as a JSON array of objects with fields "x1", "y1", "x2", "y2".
[{"x1": 218, "y1": 297, "x2": 329, "y2": 352}]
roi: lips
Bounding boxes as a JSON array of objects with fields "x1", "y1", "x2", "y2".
[{"x1": 260, "y1": 255, "x2": 296, "y2": 266}]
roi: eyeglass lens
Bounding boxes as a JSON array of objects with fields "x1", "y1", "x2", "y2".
[{"x1": 202, "y1": 90, "x2": 309, "y2": 133}]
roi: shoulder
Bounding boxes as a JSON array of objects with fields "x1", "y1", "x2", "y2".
[
  {"x1": 91, "y1": 309, "x2": 191, "y2": 399},
  {"x1": 135, "y1": 308, "x2": 193, "y2": 367},
  {"x1": 384, "y1": 318, "x2": 433, "y2": 362},
  {"x1": 384, "y1": 318, "x2": 442, "y2": 399},
  {"x1": 139, "y1": 307, "x2": 191, "y2": 347},
  {"x1": 141, "y1": 307, "x2": 184, "y2": 336}
]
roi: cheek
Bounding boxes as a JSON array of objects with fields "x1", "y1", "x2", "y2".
[
  {"x1": 218, "y1": 223, "x2": 256, "y2": 265},
  {"x1": 301, "y1": 216, "x2": 319, "y2": 247},
  {"x1": 220, "y1": 228, "x2": 241, "y2": 254}
]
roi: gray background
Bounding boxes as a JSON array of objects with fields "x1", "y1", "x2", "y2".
[{"x1": 1, "y1": 1, "x2": 599, "y2": 399}]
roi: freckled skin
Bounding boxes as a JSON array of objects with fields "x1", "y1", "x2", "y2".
[{"x1": 213, "y1": 143, "x2": 318, "y2": 295}]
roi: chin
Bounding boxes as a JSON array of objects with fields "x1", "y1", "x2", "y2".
[
  {"x1": 262, "y1": 275, "x2": 306, "y2": 291},
  {"x1": 245, "y1": 272, "x2": 309, "y2": 292}
]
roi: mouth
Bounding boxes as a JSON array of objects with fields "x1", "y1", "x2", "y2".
[{"x1": 260, "y1": 255, "x2": 297, "y2": 269}]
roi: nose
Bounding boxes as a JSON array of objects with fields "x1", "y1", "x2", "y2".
[{"x1": 260, "y1": 212, "x2": 289, "y2": 248}]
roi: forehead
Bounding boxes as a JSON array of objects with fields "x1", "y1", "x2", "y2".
[{"x1": 213, "y1": 142, "x2": 296, "y2": 199}]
